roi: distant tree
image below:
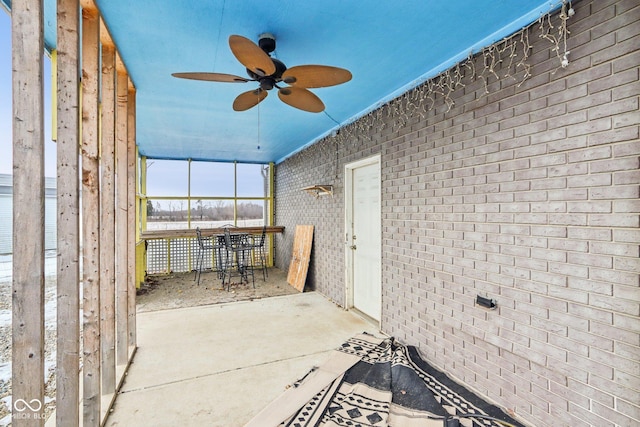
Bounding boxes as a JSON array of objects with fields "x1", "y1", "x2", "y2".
[
  {"x1": 196, "y1": 199, "x2": 203, "y2": 220},
  {"x1": 147, "y1": 200, "x2": 154, "y2": 216},
  {"x1": 237, "y1": 202, "x2": 263, "y2": 220},
  {"x1": 213, "y1": 201, "x2": 227, "y2": 220},
  {"x1": 168, "y1": 201, "x2": 174, "y2": 221}
]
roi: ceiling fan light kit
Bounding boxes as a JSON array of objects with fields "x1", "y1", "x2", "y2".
[{"x1": 172, "y1": 33, "x2": 352, "y2": 112}]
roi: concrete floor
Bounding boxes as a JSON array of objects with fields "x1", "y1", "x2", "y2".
[{"x1": 104, "y1": 292, "x2": 381, "y2": 427}]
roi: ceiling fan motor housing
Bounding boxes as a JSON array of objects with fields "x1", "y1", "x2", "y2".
[
  {"x1": 258, "y1": 32, "x2": 276, "y2": 53},
  {"x1": 247, "y1": 57, "x2": 287, "y2": 89}
]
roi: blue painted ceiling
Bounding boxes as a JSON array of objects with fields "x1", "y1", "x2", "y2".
[{"x1": 4, "y1": 0, "x2": 564, "y2": 164}]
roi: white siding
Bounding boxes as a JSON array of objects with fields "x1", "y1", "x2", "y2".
[{"x1": 0, "y1": 174, "x2": 57, "y2": 255}]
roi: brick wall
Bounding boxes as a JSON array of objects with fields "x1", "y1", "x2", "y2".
[{"x1": 275, "y1": 1, "x2": 639, "y2": 426}]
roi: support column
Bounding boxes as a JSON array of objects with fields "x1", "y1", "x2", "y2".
[
  {"x1": 127, "y1": 87, "x2": 137, "y2": 350},
  {"x1": 56, "y1": 0, "x2": 81, "y2": 425},
  {"x1": 11, "y1": 0, "x2": 45, "y2": 425},
  {"x1": 81, "y1": 7, "x2": 101, "y2": 425},
  {"x1": 115, "y1": 64, "x2": 129, "y2": 366},
  {"x1": 100, "y1": 40, "x2": 117, "y2": 395}
]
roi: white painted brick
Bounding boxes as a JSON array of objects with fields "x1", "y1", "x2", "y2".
[{"x1": 274, "y1": 2, "x2": 640, "y2": 426}]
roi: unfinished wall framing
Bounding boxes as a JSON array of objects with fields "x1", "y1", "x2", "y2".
[
  {"x1": 11, "y1": 0, "x2": 46, "y2": 425},
  {"x1": 10, "y1": 0, "x2": 138, "y2": 425},
  {"x1": 275, "y1": 1, "x2": 640, "y2": 426}
]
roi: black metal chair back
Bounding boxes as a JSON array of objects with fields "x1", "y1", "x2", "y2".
[
  {"x1": 221, "y1": 226, "x2": 255, "y2": 289},
  {"x1": 196, "y1": 227, "x2": 206, "y2": 249},
  {"x1": 251, "y1": 225, "x2": 268, "y2": 280},
  {"x1": 194, "y1": 227, "x2": 215, "y2": 285},
  {"x1": 256, "y1": 225, "x2": 266, "y2": 247}
]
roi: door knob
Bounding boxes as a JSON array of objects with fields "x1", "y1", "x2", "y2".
[{"x1": 350, "y1": 245, "x2": 357, "y2": 250}]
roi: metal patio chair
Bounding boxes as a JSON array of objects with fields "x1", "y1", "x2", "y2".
[
  {"x1": 221, "y1": 227, "x2": 255, "y2": 290},
  {"x1": 194, "y1": 227, "x2": 221, "y2": 285},
  {"x1": 249, "y1": 225, "x2": 268, "y2": 281}
]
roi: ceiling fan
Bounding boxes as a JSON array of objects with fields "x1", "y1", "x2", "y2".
[{"x1": 172, "y1": 33, "x2": 352, "y2": 113}]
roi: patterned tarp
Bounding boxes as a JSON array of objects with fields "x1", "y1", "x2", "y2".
[{"x1": 247, "y1": 334, "x2": 526, "y2": 427}]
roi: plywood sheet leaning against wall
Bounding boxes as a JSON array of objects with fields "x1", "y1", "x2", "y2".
[{"x1": 287, "y1": 225, "x2": 314, "y2": 292}]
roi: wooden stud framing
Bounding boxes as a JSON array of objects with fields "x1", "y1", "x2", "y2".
[
  {"x1": 11, "y1": 0, "x2": 138, "y2": 423},
  {"x1": 11, "y1": 0, "x2": 46, "y2": 425},
  {"x1": 81, "y1": 7, "x2": 101, "y2": 425},
  {"x1": 56, "y1": 0, "x2": 81, "y2": 425},
  {"x1": 140, "y1": 157, "x2": 148, "y2": 231},
  {"x1": 100, "y1": 41, "x2": 117, "y2": 395},
  {"x1": 127, "y1": 89, "x2": 137, "y2": 350},
  {"x1": 115, "y1": 66, "x2": 129, "y2": 366},
  {"x1": 12, "y1": 0, "x2": 137, "y2": 422}
]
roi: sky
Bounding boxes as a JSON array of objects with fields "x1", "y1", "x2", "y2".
[
  {"x1": 1, "y1": 9, "x2": 57, "y2": 178},
  {"x1": 1, "y1": 9, "x2": 266, "y2": 197}
]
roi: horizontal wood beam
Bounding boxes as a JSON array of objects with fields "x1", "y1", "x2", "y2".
[{"x1": 140, "y1": 226, "x2": 285, "y2": 240}]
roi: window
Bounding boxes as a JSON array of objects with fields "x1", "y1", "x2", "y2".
[
  {"x1": 190, "y1": 161, "x2": 235, "y2": 197},
  {"x1": 237, "y1": 163, "x2": 268, "y2": 197},
  {"x1": 145, "y1": 159, "x2": 188, "y2": 196},
  {"x1": 142, "y1": 159, "x2": 271, "y2": 231}
]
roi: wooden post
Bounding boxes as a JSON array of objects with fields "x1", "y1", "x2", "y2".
[
  {"x1": 56, "y1": 0, "x2": 81, "y2": 425},
  {"x1": 100, "y1": 40, "x2": 117, "y2": 395},
  {"x1": 11, "y1": 0, "x2": 45, "y2": 425},
  {"x1": 127, "y1": 87, "x2": 137, "y2": 351},
  {"x1": 140, "y1": 156, "x2": 148, "y2": 231},
  {"x1": 115, "y1": 65, "x2": 129, "y2": 366},
  {"x1": 268, "y1": 162, "x2": 275, "y2": 266},
  {"x1": 81, "y1": 7, "x2": 101, "y2": 425}
]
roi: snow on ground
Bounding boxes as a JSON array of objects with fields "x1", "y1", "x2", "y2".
[{"x1": 0, "y1": 253, "x2": 58, "y2": 426}]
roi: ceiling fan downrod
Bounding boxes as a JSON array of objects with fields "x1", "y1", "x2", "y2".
[{"x1": 258, "y1": 32, "x2": 276, "y2": 54}]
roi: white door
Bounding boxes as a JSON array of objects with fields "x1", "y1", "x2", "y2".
[{"x1": 346, "y1": 157, "x2": 381, "y2": 321}]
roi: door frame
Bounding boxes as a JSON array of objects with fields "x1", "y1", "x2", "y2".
[{"x1": 344, "y1": 154, "x2": 381, "y2": 323}]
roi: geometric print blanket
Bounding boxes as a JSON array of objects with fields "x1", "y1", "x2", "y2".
[{"x1": 246, "y1": 333, "x2": 526, "y2": 427}]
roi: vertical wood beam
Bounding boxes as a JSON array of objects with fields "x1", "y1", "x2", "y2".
[
  {"x1": 140, "y1": 156, "x2": 148, "y2": 231},
  {"x1": 11, "y1": 0, "x2": 45, "y2": 424},
  {"x1": 81, "y1": 8, "x2": 101, "y2": 425},
  {"x1": 115, "y1": 67, "x2": 129, "y2": 366},
  {"x1": 268, "y1": 162, "x2": 275, "y2": 266},
  {"x1": 100, "y1": 41, "x2": 117, "y2": 395},
  {"x1": 56, "y1": 0, "x2": 81, "y2": 425},
  {"x1": 127, "y1": 88, "x2": 137, "y2": 350}
]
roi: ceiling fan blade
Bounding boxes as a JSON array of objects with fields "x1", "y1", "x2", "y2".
[
  {"x1": 233, "y1": 88, "x2": 268, "y2": 111},
  {"x1": 281, "y1": 65, "x2": 352, "y2": 88},
  {"x1": 171, "y1": 72, "x2": 250, "y2": 83},
  {"x1": 278, "y1": 87, "x2": 325, "y2": 113},
  {"x1": 229, "y1": 35, "x2": 276, "y2": 77}
]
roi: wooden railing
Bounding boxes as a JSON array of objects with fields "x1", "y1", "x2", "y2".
[
  {"x1": 139, "y1": 226, "x2": 284, "y2": 276},
  {"x1": 140, "y1": 225, "x2": 284, "y2": 240}
]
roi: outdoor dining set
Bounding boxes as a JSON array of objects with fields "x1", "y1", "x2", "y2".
[{"x1": 193, "y1": 225, "x2": 268, "y2": 289}]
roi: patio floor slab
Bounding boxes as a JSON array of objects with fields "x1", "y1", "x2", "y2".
[{"x1": 104, "y1": 292, "x2": 380, "y2": 427}]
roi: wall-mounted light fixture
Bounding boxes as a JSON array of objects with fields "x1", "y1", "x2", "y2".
[{"x1": 476, "y1": 295, "x2": 497, "y2": 310}]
